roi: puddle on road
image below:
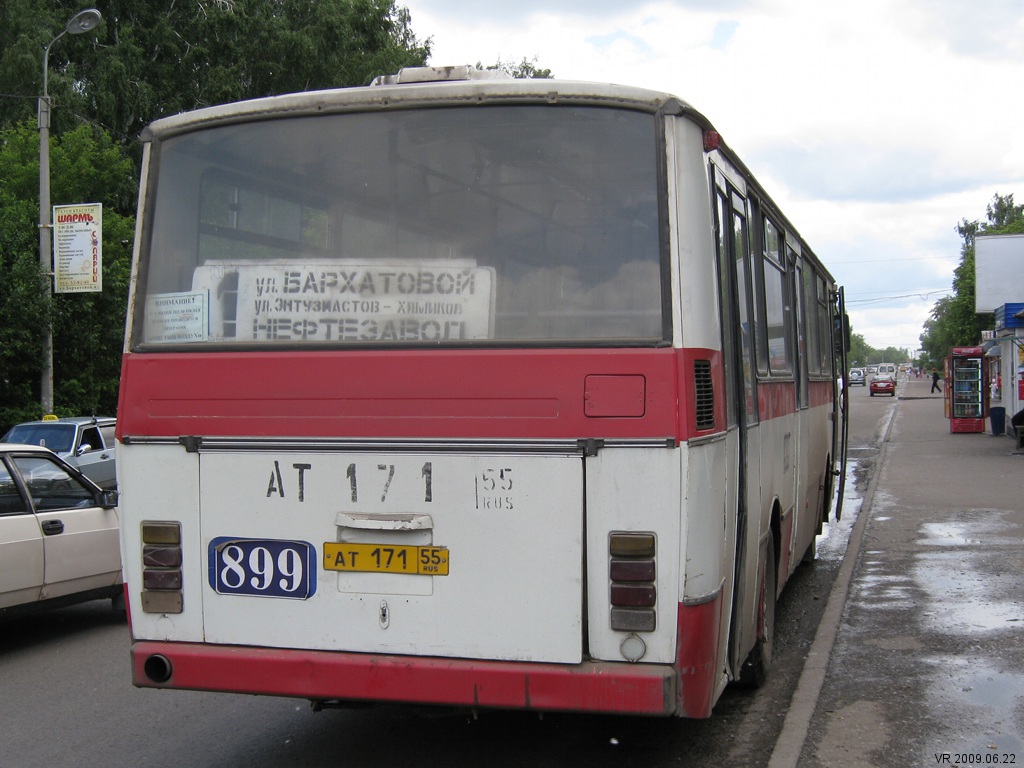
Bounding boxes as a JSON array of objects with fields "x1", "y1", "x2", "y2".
[
  {"x1": 960, "y1": 665, "x2": 1024, "y2": 709},
  {"x1": 915, "y1": 517, "x2": 1018, "y2": 548},
  {"x1": 915, "y1": 550, "x2": 1023, "y2": 632},
  {"x1": 816, "y1": 460, "x2": 862, "y2": 563},
  {"x1": 912, "y1": 512, "x2": 1024, "y2": 634},
  {"x1": 925, "y1": 657, "x2": 1024, "y2": 757},
  {"x1": 850, "y1": 570, "x2": 916, "y2": 609},
  {"x1": 917, "y1": 522, "x2": 982, "y2": 546},
  {"x1": 913, "y1": 513, "x2": 1024, "y2": 757}
]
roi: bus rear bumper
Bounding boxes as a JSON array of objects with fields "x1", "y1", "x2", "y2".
[{"x1": 130, "y1": 641, "x2": 679, "y2": 716}]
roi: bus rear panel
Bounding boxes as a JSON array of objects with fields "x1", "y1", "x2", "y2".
[{"x1": 118, "y1": 68, "x2": 841, "y2": 718}]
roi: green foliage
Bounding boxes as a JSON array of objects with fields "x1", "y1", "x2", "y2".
[
  {"x1": 847, "y1": 332, "x2": 871, "y2": 368},
  {"x1": 0, "y1": 122, "x2": 135, "y2": 428},
  {"x1": 0, "y1": 0, "x2": 434, "y2": 429},
  {"x1": 846, "y1": 332, "x2": 910, "y2": 369},
  {"x1": 481, "y1": 56, "x2": 554, "y2": 79},
  {"x1": 1, "y1": 0, "x2": 432, "y2": 145},
  {"x1": 0, "y1": 124, "x2": 54, "y2": 428},
  {"x1": 918, "y1": 192, "x2": 1022, "y2": 366}
]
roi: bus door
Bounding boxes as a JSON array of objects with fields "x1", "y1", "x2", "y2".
[
  {"x1": 715, "y1": 183, "x2": 763, "y2": 678},
  {"x1": 832, "y1": 286, "x2": 850, "y2": 521}
]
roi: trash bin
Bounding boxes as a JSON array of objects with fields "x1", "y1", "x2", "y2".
[{"x1": 990, "y1": 406, "x2": 1006, "y2": 436}]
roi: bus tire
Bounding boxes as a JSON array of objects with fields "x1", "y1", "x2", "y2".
[{"x1": 740, "y1": 532, "x2": 776, "y2": 688}]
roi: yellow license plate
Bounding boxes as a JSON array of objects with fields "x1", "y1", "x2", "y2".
[{"x1": 323, "y1": 543, "x2": 449, "y2": 576}]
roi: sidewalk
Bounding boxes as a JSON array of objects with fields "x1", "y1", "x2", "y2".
[{"x1": 797, "y1": 375, "x2": 1024, "y2": 766}]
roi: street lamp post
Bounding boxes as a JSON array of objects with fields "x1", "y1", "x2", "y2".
[{"x1": 38, "y1": 8, "x2": 102, "y2": 416}]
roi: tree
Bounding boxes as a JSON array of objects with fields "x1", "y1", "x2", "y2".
[
  {"x1": 846, "y1": 332, "x2": 871, "y2": 368},
  {"x1": 2, "y1": 1, "x2": 431, "y2": 143},
  {"x1": 0, "y1": 0, "x2": 432, "y2": 428},
  {"x1": 918, "y1": 193, "x2": 1022, "y2": 365},
  {"x1": 0, "y1": 122, "x2": 135, "y2": 426},
  {"x1": 482, "y1": 56, "x2": 553, "y2": 79}
]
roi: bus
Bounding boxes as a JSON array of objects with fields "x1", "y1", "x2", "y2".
[{"x1": 117, "y1": 65, "x2": 848, "y2": 718}]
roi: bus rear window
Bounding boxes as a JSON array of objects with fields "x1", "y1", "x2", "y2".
[{"x1": 137, "y1": 105, "x2": 664, "y2": 346}]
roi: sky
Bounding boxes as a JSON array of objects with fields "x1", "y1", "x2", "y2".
[{"x1": 400, "y1": 0, "x2": 1024, "y2": 355}]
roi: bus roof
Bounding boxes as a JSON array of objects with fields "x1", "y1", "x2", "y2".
[
  {"x1": 141, "y1": 66, "x2": 713, "y2": 142},
  {"x1": 138, "y1": 65, "x2": 834, "y2": 286}
]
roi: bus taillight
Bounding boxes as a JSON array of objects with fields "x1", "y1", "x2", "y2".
[
  {"x1": 609, "y1": 532, "x2": 656, "y2": 633},
  {"x1": 140, "y1": 521, "x2": 183, "y2": 614}
]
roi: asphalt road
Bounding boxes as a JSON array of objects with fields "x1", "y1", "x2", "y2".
[{"x1": 0, "y1": 384, "x2": 887, "y2": 768}]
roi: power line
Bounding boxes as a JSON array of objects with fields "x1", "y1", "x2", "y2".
[
  {"x1": 846, "y1": 289, "x2": 951, "y2": 305},
  {"x1": 830, "y1": 256, "x2": 953, "y2": 264}
]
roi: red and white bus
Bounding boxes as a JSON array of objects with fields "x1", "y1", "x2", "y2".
[{"x1": 118, "y1": 66, "x2": 848, "y2": 718}]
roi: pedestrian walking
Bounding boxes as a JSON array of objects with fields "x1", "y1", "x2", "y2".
[{"x1": 930, "y1": 368, "x2": 942, "y2": 393}]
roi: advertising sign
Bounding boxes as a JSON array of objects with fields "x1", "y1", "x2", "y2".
[
  {"x1": 976, "y1": 234, "x2": 1024, "y2": 312},
  {"x1": 53, "y1": 203, "x2": 102, "y2": 293}
]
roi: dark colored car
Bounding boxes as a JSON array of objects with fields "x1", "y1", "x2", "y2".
[{"x1": 2, "y1": 417, "x2": 117, "y2": 490}]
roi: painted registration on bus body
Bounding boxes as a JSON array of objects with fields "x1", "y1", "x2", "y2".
[
  {"x1": 323, "y1": 543, "x2": 449, "y2": 575},
  {"x1": 189, "y1": 259, "x2": 495, "y2": 342},
  {"x1": 261, "y1": 457, "x2": 518, "y2": 513}
]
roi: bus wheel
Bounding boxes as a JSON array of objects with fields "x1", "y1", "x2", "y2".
[{"x1": 740, "y1": 533, "x2": 776, "y2": 688}]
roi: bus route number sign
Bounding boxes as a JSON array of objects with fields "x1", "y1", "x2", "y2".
[
  {"x1": 323, "y1": 543, "x2": 449, "y2": 576},
  {"x1": 208, "y1": 537, "x2": 317, "y2": 599}
]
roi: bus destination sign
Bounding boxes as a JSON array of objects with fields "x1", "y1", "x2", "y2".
[{"x1": 192, "y1": 260, "x2": 495, "y2": 343}]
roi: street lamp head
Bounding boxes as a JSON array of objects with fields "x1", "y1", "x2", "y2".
[{"x1": 65, "y1": 8, "x2": 102, "y2": 35}]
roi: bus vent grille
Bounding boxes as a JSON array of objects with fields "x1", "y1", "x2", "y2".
[{"x1": 694, "y1": 360, "x2": 715, "y2": 430}]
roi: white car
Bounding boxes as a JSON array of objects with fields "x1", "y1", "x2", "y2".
[{"x1": 0, "y1": 443, "x2": 122, "y2": 615}]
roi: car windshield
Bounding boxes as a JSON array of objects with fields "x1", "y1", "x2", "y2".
[{"x1": 3, "y1": 424, "x2": 76, "y2": 453}]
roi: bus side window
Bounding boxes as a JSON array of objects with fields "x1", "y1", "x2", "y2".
[
  {"x1": 802, "y1": 267, "x2": 822, "y2": 377},
  {"x1": 791, "y1": 249, "x2": 809, "y2": 408},
  {"x1": 732, "y1": 193, "x2": 757, "y2": 424},
  {"x1": 761, "y1": 217, "x2": 792, "y2": 376},
  {"x1": 816, "y1": 274, "x2": 831, "y2": 374},
  {"x1": 714, "y1": 189, "x2": 738, "y2": 429}
]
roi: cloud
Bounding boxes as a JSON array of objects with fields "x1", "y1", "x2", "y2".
[
  {"x1": 709, "y1": 20, "x2": 739, "y2": 50},
  {"x1": 585, "y1": 30, "x2": 654, "y2": 57},
  {"x1": 747, "y1": 142, "x2": 992, "y2": 204},
  {"x1": 400, "y1": 0, "x2": 1024, "y2": 352},
  {"x1": 896, "y1": 0, "x2": 1024, "y2": 59}
]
